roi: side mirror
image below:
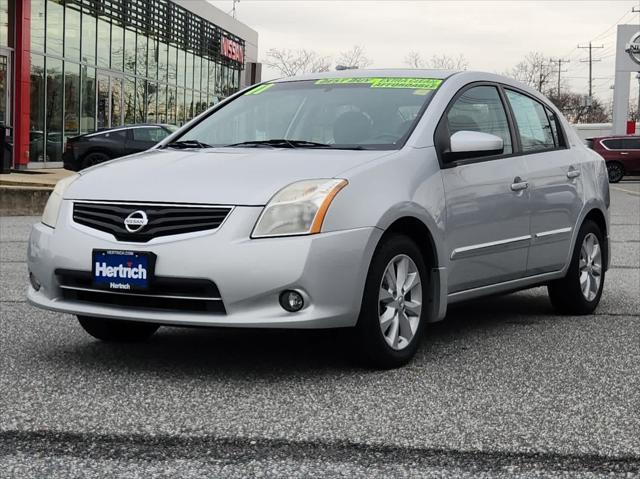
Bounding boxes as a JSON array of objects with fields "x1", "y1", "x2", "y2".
[{"x1": 445, "y1": 131, "x2": 504, "y2": 162}]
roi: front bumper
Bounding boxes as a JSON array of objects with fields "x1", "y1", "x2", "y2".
[{"x1": 27, "y1": 201, "x2": 382, "y2": 329}]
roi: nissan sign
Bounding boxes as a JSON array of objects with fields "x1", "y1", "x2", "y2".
[
  {"x1": 625, "y1": 31, "x2": 640, "y2": 65},
  {"x1": 221, "y1": 37, "x2": 244, "y2": 64}
]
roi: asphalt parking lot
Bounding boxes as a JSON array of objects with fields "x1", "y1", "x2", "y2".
[{"x1": 1, "y1": 182, "x2": 638, "y2": 478}]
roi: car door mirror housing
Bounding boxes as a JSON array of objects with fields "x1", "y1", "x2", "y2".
[{"x1": 444, "y1": 131, "x2": 504, "y2": 162}]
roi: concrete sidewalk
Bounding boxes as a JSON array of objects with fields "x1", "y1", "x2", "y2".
[
  {"x1": 0, "y1": 168, "x2": 72, "y2": 188},
  {"x1": 0, "y1": 169, "x2": 72, "y2": 216}
]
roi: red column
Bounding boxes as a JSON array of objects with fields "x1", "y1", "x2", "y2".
[{"x1": 14, "y1": 0, "x2": 30, "y2": 169}]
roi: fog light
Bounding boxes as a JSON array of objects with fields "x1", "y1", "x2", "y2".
[
  {"x1": 29, "y1": 272, "x2": 41, "y2": 291},
  {"x1": 279, "y1": 290, "x2": 304, "y2": 312}
]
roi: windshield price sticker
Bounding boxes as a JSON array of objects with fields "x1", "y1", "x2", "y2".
[
  {"x1": 315, "y1": 78, "x2": 443, "y2": 89},
  {"x1": 246, "y1": 83, "x2": 275, "y2": 95}
]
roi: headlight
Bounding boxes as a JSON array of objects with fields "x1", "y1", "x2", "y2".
[
  {"x1": 252, "y1": 179, "x2": 348, "y2": 238},
  {"x1": 42, "y1": 173, "x2": 79, "y2": 228}
]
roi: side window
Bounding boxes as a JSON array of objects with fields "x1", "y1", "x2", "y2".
[
  {"x1": 505, "y1": 89, "x2": 555, "y2": 152},
  {"x1": 103, "y1": 130, "x2": 127, "y2": 141},
  {"x1": 621, "y1": 138, "x2": 640, "y2": 150},
  {"x1": 446, "y1": 85, "x2": 513, "y2": 155},
  {"x1": 545, "y1": 106, "x2": 565, "y2": 148},
  {"x1": 602, "y1": 139, "x2": 622, "y2": 150},
  {"x1": 133, "y1": 127, "x2": 164, "y2": 142}
]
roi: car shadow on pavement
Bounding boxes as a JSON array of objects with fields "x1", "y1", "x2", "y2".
[{"x1": 43, "y1": 288, "x2": 559, "y2": 378}]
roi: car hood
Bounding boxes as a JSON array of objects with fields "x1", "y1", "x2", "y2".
[{"x1": 65, "y1": 148, "x2": 393, "y2": 205}]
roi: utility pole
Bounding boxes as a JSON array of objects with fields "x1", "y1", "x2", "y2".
[
  {"x1": 549, "y1": 58, "x2": 570, "y2": 97},
  {"x1": 578, "y1": 42, "x2": 604, "y2": 98}
]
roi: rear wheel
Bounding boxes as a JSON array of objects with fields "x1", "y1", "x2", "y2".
[
  {"x1": 354, "y1": 234, "x2": 428, "y2": 369},
  {"x1": 547, "y1": 220, "x2": 605, "y2": 315},
  {"x1": 82, "y1": 151, "x2": 110, "y2": 170},
  {"x1": 77, "y1": 316, "x2": 159, "y2": 342},
  {"x1": 606, "y1": 162, "x2": 624, "y2": 183}
]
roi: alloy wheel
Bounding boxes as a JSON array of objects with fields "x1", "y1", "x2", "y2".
[
  {"x1": 579, "y1": 233, "x2": 602, "y2": 302},
  {"x1": 378, "y1": 254, "x2": 422, "y2": 350},
  {"x1": 607, "y1": 164, "x2": 623, "y2": 183}
]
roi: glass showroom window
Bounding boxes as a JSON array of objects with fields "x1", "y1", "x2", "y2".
[
  {"x1": 64, "y1": 62, "x2": 80, "y2": 140},
  {"x1": 46, "y1": 57, "x2": 63, "y2": 162},
  {"x1": 148, "y1": 38, "x2": 158, "y2": 81},
  {"x1": 147, "y1": 82, "x2": 158, "y2": 123},
  {"x1": 124, "y1": 77, "x2": 136, "y2": 124},
  {"x1": 136, "y1": 33, "x2": 148, "y2": 77},
  {"x1": 31, "y1": 0, "x2": 46, "y2": 52},
  {"x1": 46, "y1": 0, "x2": 64, "y2": 57},
  {"x1": 158, "y1": 41, "x2": 168, "y2": 84},
  {"x1": 157, "y1": 85, "x2": 167, "y2": 124},
  {"x1": 64, "y1": 5, "x2": 81, "y2": 61},
  {"x1": 176, "y1": 87, "x2": 184, "y2": 125},
  {"x1": 97, "y1": 17, "x2": 111, "y2": 69},
  {"x1": 80, "y1": 66, "x2": 96, "y2": 134},
  {"x1": 29, "y1": 55, "x2": 46, "y2": 162},
  {"x1": 0, "y1": 0, "x2": 8, "y2": 47},
  {"x1": 111, "y1": 24, "x2": 124, "y2": 72},
  {"x1": 81, "y1": 11, "x2": 96, "y2": 65},
  {"x1": 124, "y1": 29, "x2": 136, "y2": 75}
]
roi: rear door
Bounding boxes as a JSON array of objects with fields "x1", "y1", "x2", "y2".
[
  {"x1": 620, "y1": 138, "x2": 640, "y2": 174},
  {"x1": 503, "y1": 88, "x2": 583, "y2": 274},
  {"x1": 439, "y1": 84, "x2": 532, "y2": 293}
]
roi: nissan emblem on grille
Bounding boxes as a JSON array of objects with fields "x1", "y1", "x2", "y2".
[{"x1": 124, "y1": 210, "x2": 149, "y2": 233}]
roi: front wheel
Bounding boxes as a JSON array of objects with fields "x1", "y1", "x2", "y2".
[
  {"x1": 547, "y1": 220, "x2": 605, "y2": 315},
  {"x1": 77, "y1": 316, "x2": 159, "y2": 342},
  {"x1": 354, "y1": 234, "x2": 428, "y2": 369}
]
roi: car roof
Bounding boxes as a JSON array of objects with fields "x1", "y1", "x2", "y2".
[
  {"x1": 273, "y1": 68, "x2": 459, "y2": 83},
  {"x1": 589, "y1": 135, "x2": 640, "y2": 140}
]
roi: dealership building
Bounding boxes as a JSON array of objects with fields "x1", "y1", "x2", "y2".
[{"x1": 0, "y1": 0, "x2": 259, "y2": 168}]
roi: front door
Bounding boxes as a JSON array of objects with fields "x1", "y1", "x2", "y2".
[
  {"x1": 440, "y1": 84, "x2": 531, "y2": 293},
  {"x1": 97, "y1": 72, "x2": 124, "y2": 129}
]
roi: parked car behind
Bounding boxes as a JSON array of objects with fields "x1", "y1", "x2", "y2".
[
  {"x1": 63, "y1": 124, "x2": 178, "y2": 171},
  {"x1": 587, "y1": 135, "x2": 640, "y2": 183}
]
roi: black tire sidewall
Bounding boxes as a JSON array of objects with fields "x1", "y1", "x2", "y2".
[
  {"x1": 607, "y1": 162, "x2": 624, "y2": 183},
  {"x1": 356, "y1": 234, "x2": 429, "y2": 368},
  {"x1": 552, "y1": 220, "x2": 605, "y2": 313},
  {"x1": 83, "y1": 152, "x2": 110, "y2": 169}
]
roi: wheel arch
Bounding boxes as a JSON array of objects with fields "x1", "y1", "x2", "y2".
[
  {"x1": 378, "y1": 215, "x2": 447, "y2": 322},
  {"x1": 582, "y1": 207, "x2": 609, "y2": 270}
]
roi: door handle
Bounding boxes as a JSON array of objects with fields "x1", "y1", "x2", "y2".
[
  {"x1": 620, "y1": 152, "x2": 629, "y2": 155},
  {"x1": 567, "y1": 168, "x2": 581, "y2": 179},
  {"x1": 510, "y1": 177, "x2": 529, "y2": 192}
]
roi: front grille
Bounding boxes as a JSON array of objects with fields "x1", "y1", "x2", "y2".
[
  {"x1": 56, "y1": 269, "x2": 226, "y2": 314},
  {"x1": 73, "y1": 202, "x2": 232, "y2": 242}
]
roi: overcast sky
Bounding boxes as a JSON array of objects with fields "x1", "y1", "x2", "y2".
[{"x1": 209, "y1": 0, "x2": 638, "y2": 104}]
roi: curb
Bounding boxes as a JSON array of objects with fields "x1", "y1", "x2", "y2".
[{"x1": 0, "y1": 186, "x2": 52, "y2": 216}]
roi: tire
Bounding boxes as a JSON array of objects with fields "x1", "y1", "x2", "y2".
[
  {"x1": 547, "y1": 220, "x2": 605, "y2": 315},
  {"x1": 606, "y1": 162, "x2": 624, "y2": 183},
  {"x1": 354, "y1": 234, "x2": 429, "y2": 369},
  {"x1": 81, "y1": 151, "x2": 110, "y2": 170},
  {"x1": 77, "y1": 316, "x2": 159, "y2": 342}
]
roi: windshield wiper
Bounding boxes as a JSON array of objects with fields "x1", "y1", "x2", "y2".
[
  {"x1": 224, "y1": 139, "x2": 333, "y2": 149},
  {"x1": 163, "y1": 140, "x2": 213, "y2": 149}
]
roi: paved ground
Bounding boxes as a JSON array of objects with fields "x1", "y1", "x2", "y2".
[{"x1": 0, "y1": 182, "x2": 639, "y2": 478}]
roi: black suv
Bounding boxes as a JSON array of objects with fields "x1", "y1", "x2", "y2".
[{"x1": 63, "y1": 124, "x2": 178, "y2": 171}]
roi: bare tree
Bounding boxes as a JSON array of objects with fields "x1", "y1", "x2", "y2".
[
  {"x1": 404, "y1": 51, "x2": 424, "y2": 69},
  {"x1": 336, "y1": 45, "x2": 373, "y2": 69},
  {"x1": 263, "y1": 48, "x2": 332, "y2": 77},
  {"x1": 507, "y1": 52, "x2": 555, "y2": 93},
  {"x1": 547, "y1": 91, "x2": 610, "y2": 123},
  {"x1": 403, "y1": 52, "x2": 469, "y2": 70}
]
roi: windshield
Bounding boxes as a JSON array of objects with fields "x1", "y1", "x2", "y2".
[{"x1": 175, "y1": 77, "x2": 443, "y2": 150}]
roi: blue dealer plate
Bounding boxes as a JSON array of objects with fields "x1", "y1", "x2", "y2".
[{"x1": 92, "y1": 250, "x2": 155, "y2": 291}]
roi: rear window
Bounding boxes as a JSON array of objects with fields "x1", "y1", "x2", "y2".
[{"x1": 586, "y1": 139, "x2": 594, "y2": 149}]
